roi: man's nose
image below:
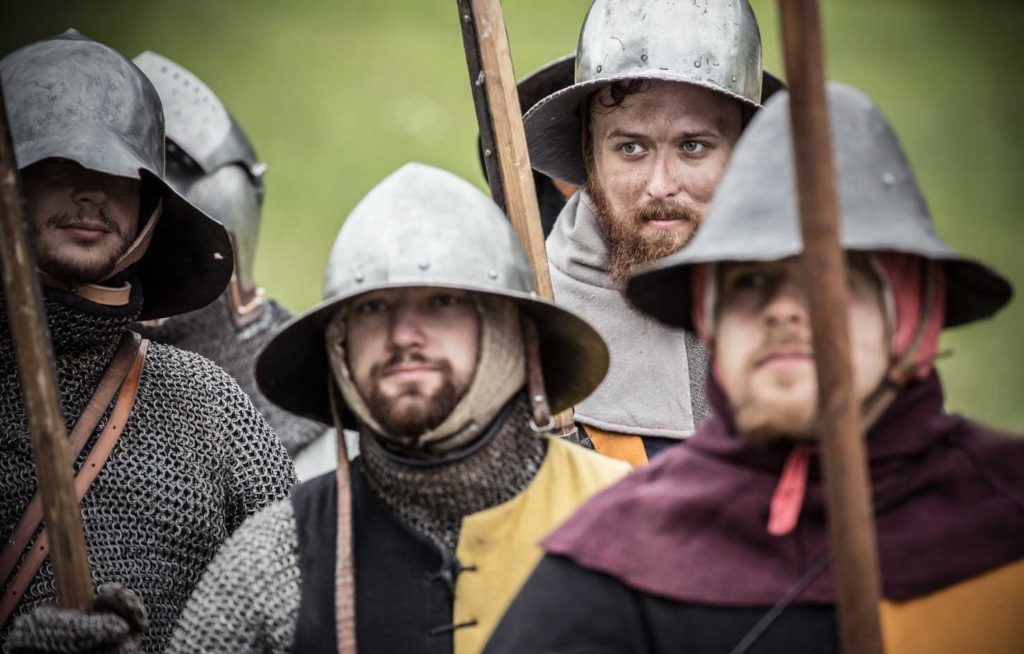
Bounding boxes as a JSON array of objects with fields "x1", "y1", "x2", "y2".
[
  {"x1": 72, "y1": 174, "x2": 109, "y2": 208},
  {"x1": 763, "y1": 279, "x2": 808, "y2": 328},
  {"x1": 644, "y1": 152, "x2": 682, "y2": 201},
  {"x1": 388, "y1": 304, "x2": 426, "y2": 349}
]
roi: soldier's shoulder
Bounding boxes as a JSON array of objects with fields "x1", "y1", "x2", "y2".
[
  {"x1": 544, "y1": 436, "x2": 632, "y2": 492},
  {"x1": 142, "y1": 341, "x2": 248, "y2": 396},
  {"x1": 227, "y1": 496, "x2": 299, "y2": 554}
]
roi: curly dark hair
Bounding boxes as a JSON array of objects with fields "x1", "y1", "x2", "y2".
[{"x1": 579, "y1": 80, "x2": 650, "y2": 175}]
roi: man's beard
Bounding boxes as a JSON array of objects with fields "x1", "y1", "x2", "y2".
[
  {"x1": 731, "y1": 327, "x2": 817, "y2": 441},
  {"x1": 366, "y1": 350, "x2": 464, "y2": 440},
  {"x1": 29, "y1": 208, "x2": 131, "y2": 284},
  {"x1": 587, "y1": 177, "x2": 703, "y2": 283}
]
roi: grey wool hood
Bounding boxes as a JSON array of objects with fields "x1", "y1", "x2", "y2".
[{"x1": 546, "y1": 192, "x2": 709, "y2": 439}]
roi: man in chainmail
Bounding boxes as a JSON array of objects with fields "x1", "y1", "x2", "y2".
[
  {"x1": 0, "y1": 31, "x2": 296, "y2": 653},
  {"x1": 130, "y1": 51, "x2": 324, "y2": 458},
  {"x1": 298, "y1": 55, "x2": 582, "y2": 482},
  {"x1": 526, "y1": 0, "x2": 783, "y2": 466},
  {"x1": 163, "y1": 163, "x2": 630, "y2": 654}
]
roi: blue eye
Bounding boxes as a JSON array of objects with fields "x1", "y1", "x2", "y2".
[
  {"x1": 682, "y1": 141, "x2": 707, "y2": 154},
  {"x1": 619, "y1": 142, "x2": 646, "y2": 156}
]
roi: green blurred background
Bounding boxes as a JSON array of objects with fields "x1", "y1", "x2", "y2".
[{"x1": 3, "y1": 1, "x2": 1022, "y2": 430}]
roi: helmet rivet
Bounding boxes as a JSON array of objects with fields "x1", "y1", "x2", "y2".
[
  {"x1": 596, "y1": 65, "x2": 603, "y2": 73},
  {"x1": 213, "y1": 252, "x2": 224, "y2": 261},
  {"x1": 693, "y1": 59, "x2": 702, "y2": 68},
  {"x1": 418, "y1": 261, "x2": 431, "y2": 270},
  {"x1": 488, "y1": 269, "x2": 499, "y2": 280},
  {"x1": 881, "y1": 172, "x2": 896, "y2": 187},
  {"x1": 640, "y1": 54, "x2": 648, "y2": 62},
  {"x1": 484, "y1": 149, "x2": 493, "y2": 158},
  {"x1": 533, "y1": 394, "x2": 544, "y2": 404},
  {"x1": 355, "y1": 272, "x2": 364, "y2": 283}
]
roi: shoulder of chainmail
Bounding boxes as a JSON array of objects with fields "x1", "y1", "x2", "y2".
[
  {"x1": 166, "y1": 499, "x2": 301, "y2": 654},
  {"x1": 0, "y1": 296, "x2": 297, "y2": 653},
  {"x1": 136, "y1": 297, "x2": 325, "y2": 457},
  {"x1": 140, "y1": 342, "x2": 298, "y2": 530}
]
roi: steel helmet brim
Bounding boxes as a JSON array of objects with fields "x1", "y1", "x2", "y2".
[
  {"x1": 14, "y1": 133, "x2": 234, "y2": 322},
  {"x1": 625, "y1": 83, "x2": 1012, "y2": 331},
  {"x1": 3, "y1": 31, "x2": 234, "y2": 319},
  {"x1": 255, "y1": 284, "x2": 609, "y2": 425},
  {"x1": 523, "y1": 70, "x2": 785, "y2": 187}
]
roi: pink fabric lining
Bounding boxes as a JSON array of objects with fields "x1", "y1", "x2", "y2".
[{"x1": 875, "y1": 253, "x2": 946, "y2": 380}]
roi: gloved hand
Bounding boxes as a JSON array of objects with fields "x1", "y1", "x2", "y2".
[{"x1": 5, "y1": 584, "x2": 148, "y2": 654}]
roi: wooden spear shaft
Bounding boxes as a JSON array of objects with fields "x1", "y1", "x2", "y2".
[
  {"x1": 777, "y1": 1, "x2": 885, "y2": 652},
  {"x1": 0, "y1": 88, "x2": 94, "y2": 609},
  {"x1": 461, "y1": 0, "x2": 552, "y2": 295},
  {"x1": 458, "y1": 0, "x2": 575, "y2": 432}
]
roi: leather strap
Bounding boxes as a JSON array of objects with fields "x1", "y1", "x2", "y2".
[
  {"x1": 329, "y1": 381, "x2": 357, "y2": 654},
  {"x1": 0, "y1": 333, "x2": 140, "y2": 587},
  {"x1": 0, "y1": 338, "x2": 149, "y2": 630},
  {"x1": 38, "y1": 274, "x2": 133, "y2": 307}
]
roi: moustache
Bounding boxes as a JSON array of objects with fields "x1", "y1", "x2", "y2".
[
  {"x1": 750, "y1": 328, "x2": 813, "y2": 369},
  {"x1": 631, "y1": 200, "x2": 701, "y2": 227},
  {"x1": 46, "y1": 208, "x2": 119, "y2": 236},
  {"x1": 371, "y1": 350, "x2": 446, "y2": 380}
]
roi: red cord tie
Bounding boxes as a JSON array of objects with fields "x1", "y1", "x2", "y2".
[{"x1": 767, "y1": 446, "x2": 811, "y2": 536}]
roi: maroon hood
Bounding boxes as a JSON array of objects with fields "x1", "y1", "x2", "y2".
[{"x1": 544, "y1": 373, "x2": 1024, "y2": 605}]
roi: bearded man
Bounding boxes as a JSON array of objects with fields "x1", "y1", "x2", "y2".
[
  {"x1": 161, "y1": 163, "x2": 629, "y2": 654},
  {"x1": 131, "y1": 51, "x2": 324, "y2": 458},
  {"x1": 0, "y1": 31, "x2": 295, "y2": 653},
  {"x1": 485, "y1": 84, "x2": 1024, "y2": 654},
  {"x1": 526, "y1": 0, "x2": 783, "y2": 465}
]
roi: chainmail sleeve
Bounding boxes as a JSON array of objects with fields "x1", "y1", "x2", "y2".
[
  {"x1": 0, "y1": 290, "x2": 298, "y2": 653},
  {"x1": 166, "y1": 500, "x2": 302, "y2": 654},
  {"x1": 216, "y1": 366, "x2": 299, "y2": 531}
]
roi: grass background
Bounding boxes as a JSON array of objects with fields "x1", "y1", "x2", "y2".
[{"x1": 3, "y1": 1, "x2": 1022, "y2": 431}]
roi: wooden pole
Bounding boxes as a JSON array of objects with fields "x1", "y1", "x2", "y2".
[
  {"x1": 0, "y1": 87, "x2": 94, "y2": 610},
  {"x1": 458, "y1": 0, "x2": 575, "y2": 432},
  {"x1": 462, "y1": 0, "x2": 552, "y2": 296},
  {"x1": 457, "y1": 0, "x2": 506, "y2": 213},
  {"x1": 777, "y1": 1, "x2": 885, "y2": 653}
]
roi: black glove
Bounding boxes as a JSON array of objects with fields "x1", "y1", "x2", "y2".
[{"x1": 5, "y1": 584, "x2": 148, "y2": 654}]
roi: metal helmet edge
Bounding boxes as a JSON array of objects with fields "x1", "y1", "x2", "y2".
[
  {"x1": 524, "y1": 0, "x2": 775, "y2": 186},
  {"x1": 1, "y1": 30, "x2": 233, "y2": 319},
  {"x1": 626, "y1": 82, "x2": 1013, "y2": 331},
  {"x1": 255, "y1": 163, "x2": 610, "y2": 424}
]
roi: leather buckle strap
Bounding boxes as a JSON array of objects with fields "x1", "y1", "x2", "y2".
[{"x1": 0, "y1": 337, "x2": 149, "y2": 630}]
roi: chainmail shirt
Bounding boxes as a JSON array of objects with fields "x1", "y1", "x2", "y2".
[
  {"x1": 165, "y1": 500, "x2": 301, "y2": 654},
  {"x1": 135, "y1": 294, "x2": 325, "y2": 455},
  {"x1": 358, "y1": 393, "x2": 547, "y2": 553},
  {"x1": 0, "y1": 287, "x2": 296, "y2": 653},
  {"x1": 164, "y1": 392, "x2": 550, "y2": 653}
]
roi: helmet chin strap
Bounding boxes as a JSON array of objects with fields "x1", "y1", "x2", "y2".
[
  {"x1": 521, "y1": 314, "x2": 554, "y2": 433},
  {"x1": 37, "y1": 200, "x2": 163, "y2": 307},
  {"x1": 860, "y1": 259, "x2": 941, "y2": 428}
]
